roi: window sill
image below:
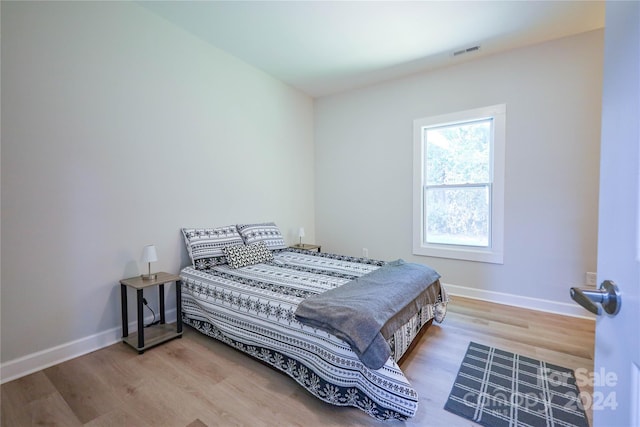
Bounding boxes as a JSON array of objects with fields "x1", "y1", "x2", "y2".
[{"x1": 413, "y1": 244, "x2": 503, "y2": 264}]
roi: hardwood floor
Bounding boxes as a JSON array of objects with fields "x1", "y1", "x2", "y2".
[{"x1": 1, "y1": 296, "x2": 595, "y2": 427}]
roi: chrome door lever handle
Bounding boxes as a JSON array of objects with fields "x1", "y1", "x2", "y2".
[
  {"x1": 570, "y1": 280, "x2": 621, "y2": 316},
  {"x1": 570, "y1": 287, "x2": 600, "y2": 314}
]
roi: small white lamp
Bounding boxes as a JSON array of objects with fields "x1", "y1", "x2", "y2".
[
  {"x1": 141, "y1": 245, "x2": 158, "y2": 280},
  {"x1": 298, "y1": 227, "x2": 305, "y2": 246}
]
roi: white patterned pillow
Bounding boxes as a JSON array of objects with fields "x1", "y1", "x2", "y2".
[
  {"x1": 223, "y1": 241, "x2": 274, "y2": 269},
  {"x1": 182, "y1": 226, "x2": 244, "y2": 269},
  {"x1": 236, "y1": 222, "x2": 287, "y2": 250}
]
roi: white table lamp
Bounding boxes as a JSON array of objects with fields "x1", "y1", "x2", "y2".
[
  {"x1": 298, "y1": 227, "x2": 305, "y2": 245},
  {"x1": 141, "y1": 245, "x2": 158, "y2": 280}
]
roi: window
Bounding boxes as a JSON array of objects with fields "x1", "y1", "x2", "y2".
[{"x1": 413, "y1": 105, "x2": 505, "y2": 263}]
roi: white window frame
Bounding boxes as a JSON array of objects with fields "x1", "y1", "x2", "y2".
[{"x1": 413, "y1": 104, "x2": 505, "y2": 264}]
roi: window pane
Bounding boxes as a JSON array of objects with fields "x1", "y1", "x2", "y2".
[
  {"x1": 424, "y1": 186, "x2": 490, "y2": 247},
  {"x1": 424, "y1": 119, "x2": 491, "y2": 185}
]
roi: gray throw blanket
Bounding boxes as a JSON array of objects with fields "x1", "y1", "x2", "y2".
[{"x1": 294, "y1": 259, "x2": 441, "y2": 370}]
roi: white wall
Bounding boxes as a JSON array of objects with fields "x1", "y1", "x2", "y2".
[
  {"x1": 314, "y1": 30, "x2": 603, "y2": 315},
  {"x1": 1, "y1": 1, "x2": 314, "y2": 371}
]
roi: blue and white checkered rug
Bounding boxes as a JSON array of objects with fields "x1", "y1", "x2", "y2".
[{"x1": 445, "y1": 342, "x2": 589, "y2": 427}]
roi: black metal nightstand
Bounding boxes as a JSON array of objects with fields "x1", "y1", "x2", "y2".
[{"x1": 120, "y1": 272, "x2": 182, "y2": 354}]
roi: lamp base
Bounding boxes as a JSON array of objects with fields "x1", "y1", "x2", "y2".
[{"x1": 141, "y1": 273, "x2": 157, "y2": 280}]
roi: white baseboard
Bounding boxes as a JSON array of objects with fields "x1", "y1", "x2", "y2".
[
  {"x1": 443, "y1": 282, "x2": 595, "y2": 320},
  {"x1": 1, "y1": 309, "x2": 177, "y2": 384}
]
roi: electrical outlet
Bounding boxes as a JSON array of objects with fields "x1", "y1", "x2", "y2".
[
  {"x1": 586, "y1": 272, "x2": 597, "y2": 287},
  {"x1": 362, "y1": 248, "x2": 368, "y2": 258}
]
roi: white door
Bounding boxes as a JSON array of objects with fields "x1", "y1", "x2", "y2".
[{"x1": 592, "y1": 1, "x2": 640, "y2": 426}]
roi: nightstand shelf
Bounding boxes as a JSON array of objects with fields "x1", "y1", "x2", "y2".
[
  {"x1": 290, "y1": 243, "x2": 321, "y2": 252},
  {"x1": 120, "y1": 272, "x2": 182, "y2": 354},
  {"x1": 122, "y1": 323, "x2": 180, "y2": 352}
]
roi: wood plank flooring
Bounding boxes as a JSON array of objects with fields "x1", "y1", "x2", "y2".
[{"x1": 1, "y1": 296, "x2": 595, "y2": 426}]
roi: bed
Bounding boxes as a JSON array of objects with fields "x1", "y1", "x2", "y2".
[{"x1": 179, "y1": 223, "x2": 448, "y2": 420}]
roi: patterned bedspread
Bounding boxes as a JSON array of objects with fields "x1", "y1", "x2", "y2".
[{"x1": 180, "y1": 249, "x2": 448, "y2": 420}]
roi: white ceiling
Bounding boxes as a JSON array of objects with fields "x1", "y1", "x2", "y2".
[{"x1": 140, "y1": 1, "x2": 605, "y2": 97}]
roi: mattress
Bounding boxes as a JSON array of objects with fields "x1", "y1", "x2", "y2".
[{"x1": 180, "y1": 248, "x2": 448, "y2": 420}]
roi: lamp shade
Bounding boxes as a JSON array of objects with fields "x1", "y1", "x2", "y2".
[
  {"x1": 298, "y1": 227, "x2": 305, "y2": 238},
  {"x1": 141, "y1": 245, "x2": 158, "y2": 263}
]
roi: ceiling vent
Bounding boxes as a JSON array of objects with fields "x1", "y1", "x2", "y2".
[{"x1": 453, "y1": 45, "x2": 481, "y2": 57}]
